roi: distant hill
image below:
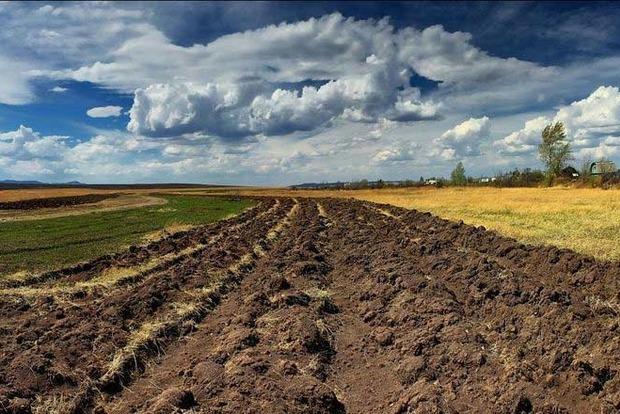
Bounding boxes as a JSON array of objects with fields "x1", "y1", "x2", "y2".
[
  {"x1": 0, "y1": 180, "x2": 233, "y2": 190},
  {"x1": 0, "y1": 179, "x2": 84, "y2": 188},
  {"x1": 0, "y1": 179, "x2": 46, "y2": 185}
]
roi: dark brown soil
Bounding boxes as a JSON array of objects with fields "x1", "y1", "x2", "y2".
[
  {"x1": 1, "y1": 197, "x2": 619, "y2": 414},
  {"x1": 0, "y1": 194, "x2": 119, "y2": 210}
]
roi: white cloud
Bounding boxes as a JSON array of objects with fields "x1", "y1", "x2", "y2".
[
  {"x1": 12, "y1": 160, "x2": 55, "y2": 176},
  {"x1": 554, "y1": 86, "x2": 620, "y2": 147},
  {"x1": 47, "y1": 12, "x2": 551, "y2": 95},
  {"x1": 87, "y1": 106, "x2": 123, "y2": 118},
  {"x1": 0, "y1": 54, "x2": 35, "y2": 105},
  {"x1": 494, "y1": 116, "x2": 549, "y2": 155},
  {"x1": 0, "y1": 125, "x2": 68, "y2": 160},
  {"x1": 50, "y1": 86, "x2": 68, "y2": 93},
  {"x1": 372, "y1": 144, "x2": 420, "y2": 163},
  {"x1": 495, "y1": 86, "x2": 620, "y2": 158},
  {"x1": 127, "y1": 75, "x2": 440, "y2": 139},
  {"x1": 433, "y1": 116, "x2": 490, "y2": 160},
  {"x1": 398, "y1": 25, "x2": 549, "y2": 86},
  {"x1": 8, "y1": 9, "x2": 549, "y2": 139},
  {"x1": 127, "y1": 82, "x2": 256, "y2": 139}
]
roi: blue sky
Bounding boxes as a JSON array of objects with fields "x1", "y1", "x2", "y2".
[{"x1": 1, "y1": 1, "x2": 619, "y2": 184}]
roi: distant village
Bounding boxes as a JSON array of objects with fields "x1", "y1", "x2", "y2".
[{"x1": 290, "y1": 160, "x2": 619, "y2": 190}]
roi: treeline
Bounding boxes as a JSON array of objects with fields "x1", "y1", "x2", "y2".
[
  {"x1": 291, "y1": 167, "x2": 619, "y2": 191},
  {"x1": 489, "y1": 168, "x2": 546, "y2": 187}
]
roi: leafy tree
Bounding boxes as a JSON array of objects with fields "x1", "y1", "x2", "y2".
[
  {"x1": 539, "y1": 122, "x2": 572, "y2": 181},
  {"x1": 450, "y1": 161, "x2": 467, "y2": 186}
]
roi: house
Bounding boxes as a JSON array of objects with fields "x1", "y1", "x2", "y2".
[
  {"x1": 561, "y1": 166, "x2": 579, "y2": 179},
  {"x1": 425, "y1": 179, "x2": 438, "y2": 185},
  {"x1": 590, "y1": 161, "x2": 617, "y2": 175}
]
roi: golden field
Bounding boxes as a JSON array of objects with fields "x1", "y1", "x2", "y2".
[{"x1": 221, "y1": 186, "x2": 620, "y2": 261}]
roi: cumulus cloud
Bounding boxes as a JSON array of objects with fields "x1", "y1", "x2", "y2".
[
  {"x1": 5, "y1": 8, "x2": 547, "y2": 139},
  {"x1": 372, "y1": 144, "x2": 420, "y2": 163},
  {"x1": 433, "y1": 116, "x2": 490, "y2": 160},
  {"x1": 0, "y1": 125, "x2": 68, "y2": 161},
  {"x1": 495, "y1": 86, "x2": 620, "y2": 158},
  {"x1": 127, "y1": 83, "x2": 256, "y2": 139},
  {"x1": 121, "y1": 13, "x2": 552, "y2": 140},
  {"x1": 50, "y1": 86, "x2": 68, "y2": 93},
  {"x1": 128, "y1": 74, "x2": 440, "y2": 139},
  {"x1": 493, "y1": 116, "x2": 549, "y2": 155},
  {"x1": 397, "y1": 25, "x2": 549, "y2": 87},
  {"x1": 554, "y1": 86, "x2": 620, "y2": 147},
  {"x1": 87, "y1": 106, "x2": 123, "y2": 118},
  {"x1": 49, "y1": 12, "x2": 550, "y2": 94}
]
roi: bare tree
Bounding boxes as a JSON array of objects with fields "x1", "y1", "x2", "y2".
[{"x1": 580, "y1": 156, "x2": 593, "y2": 177}]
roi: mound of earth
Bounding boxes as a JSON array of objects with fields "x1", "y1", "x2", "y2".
[{"x1": 0, "y1": 194, "x2": 118, "y2": 210}]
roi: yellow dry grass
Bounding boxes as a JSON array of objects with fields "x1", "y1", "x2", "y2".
[
  {"x1": 32, "y1": 394, "x2": 73, "y2": 414},
  {"x1": 217, "y1": 186, "x2": 620, "y2": 261},
  {"x1": 0, "y1": 242, "x2": 208, "y2": 297},
  {"x1": 348, "y1": 187, "x2": 620, "y2": 261},
  {"x1": 140, "y1": 222, "x2": 194, "y2": 243}
]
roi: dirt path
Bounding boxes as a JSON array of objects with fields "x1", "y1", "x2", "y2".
[
  {"x1": 1, "y1": 198, "x2": 619, "y2": 414},
  {"x1": 0, "y1": 194, "x2": 168, "y2": 222}
]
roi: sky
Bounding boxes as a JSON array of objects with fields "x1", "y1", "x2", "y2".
[{"x1": 1, "y1": 1, "x2": 620, "y2": 185}]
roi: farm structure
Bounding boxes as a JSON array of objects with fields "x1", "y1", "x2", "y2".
[{"x1": 590, "y1": 160, "x2": 617, "y2": 175}]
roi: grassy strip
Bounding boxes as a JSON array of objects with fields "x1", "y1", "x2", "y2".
[{"x1": 0, "y1": 195, "x2": 254, "y2": 277}]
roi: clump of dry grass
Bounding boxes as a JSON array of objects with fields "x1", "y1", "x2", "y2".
[
  {"x1": 32, "y1": 394, "x2": 73, "y2": 414},
  {"x1": 99, "y1": 301, "x2": 204, "y2": 389},
  {"x1": 267, "y1": 200, "x2": 299, "y2": 241},
  {"x1": 304, "y1": 288, "x2": 332, "y2": 300},
  {"x1": 141, "y1": 223, "x2": 194, "y2": 243}
]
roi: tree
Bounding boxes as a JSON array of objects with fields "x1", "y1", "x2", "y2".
[
  {"x1": 450, "y1": 161, "x2": 467, "y2": 186},
  {"x1": 539, "y1": 122, "x2": 572, "y2": 181},
  {"x1": 596, "y1": 158, "x2": 617, "y2": 174},
  {"x1": 579, "y1": 156, "x2": 593, "y2": 177}
]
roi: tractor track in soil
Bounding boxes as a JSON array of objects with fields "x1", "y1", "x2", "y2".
[{"x1": 1, "y1": 197, "x2": 620, "y2": 413}]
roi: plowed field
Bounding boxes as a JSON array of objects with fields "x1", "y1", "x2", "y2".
[{"x1": 1, "y1": 198, "x2": 619, "y2": 413}]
